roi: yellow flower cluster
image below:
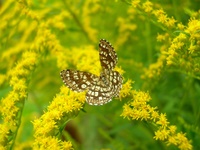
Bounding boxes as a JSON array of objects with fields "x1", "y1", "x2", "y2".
[
  {"x1": 134, "y1": 1, "x2": 172, "y2": 80},
  {"x1": 121, "y1": 90, "x2": 192, "y2": 150},
  {"x1": 131, "y1": 0, "x2": 177, "y2": 29},
  {"x1": 141, "y1": 54, "x2": 165, "y2": 81},
  {"x1": 0, "y1": 1, "x2": 70, "y2": 148},
  {"x1": 131, "y1": 0, "x2": 200, "y2": 81},
  {"x1": 0, "y1": 51, "x2": 37, "y2": 149},
  {"x1": 17, "y1": 0, "x2": 39, "y2": 21},
  {"x1": 119, "y1": 79, "x2": 133, "y2": 98},
  {"x1": 153, "y1": 9, "x2": 176, "y2": 28},
  {"x1": 69, "y1": 46, "x2": 100, "y2": 75},
  {"x1": 166, "y1": 19, "x2": 200, "y2": 78},
  {"x1": 32, "y1": 86, "x2": 85, "y2": 149}
]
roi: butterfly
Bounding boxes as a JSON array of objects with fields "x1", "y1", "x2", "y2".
[{"x1": 60, "y1": 39, "x2": 123, "y2": 105}]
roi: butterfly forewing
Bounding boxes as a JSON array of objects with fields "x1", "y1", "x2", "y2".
[
  {"x1": 99, "y1": 39, "x2": 118, "y2": 71},
  {"x1": 60, "y1": 69, "x2": 99, "y2": 92}
]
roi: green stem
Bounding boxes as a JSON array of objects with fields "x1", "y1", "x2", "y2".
[
  {"x1": 10, "y1": 95, "x2": 27, "y2": 149},
  {"x1": 145, "y1": 16, "x2": 153, "y2": 64}
]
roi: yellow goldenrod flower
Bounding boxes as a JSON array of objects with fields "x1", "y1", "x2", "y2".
[
  {"x1": 168, "y1": 125, "x2": 177, "y2": 134},
  {"x1": 121, "y1": 90, "x2": 192, "y2": 149},
  {"x1": 177, "y1": 23, "x2": 185, "y2": 30},
  {"x1": 186, "y1": 19, "x2": 200, "y2": 37},
  {"x1": 0, "y1": 50, "x2": 37, "y2": 149},
  {"x1": 154, "y1": 128, "x2": 170, "y2": 140},
  {"x1": 153, "y1": 9, "x2": 167, "y2": 23},
  {"x1": 131, "y1": 0, "x2": 140, "y2": 8},
  {"x1": 32, "y1": 86, "x2": 85, "y2": 149},
  {"x1": 167, "y1": 135, "x2": 178, "y2": 146},
  {"x1": 150, "y1": 107, "x2": 159, "y2": 122},
  {"x1": 71, "y1": 46, "x2": 100, "y2": 75},
  {"x1": 157, "y1": 33, "x2": 167, "y2": 42},
  {"x1": 156, "y1": 113, "x2": 169, "y2": 128},
  {"x1": 165, "y1": 17, "x2": 176, "y2": 28},
  {"x1": 176, "y1": 133, "x2": 193, "y2": 150},
  {"x1": 61, "y1": 141, "x2": 73, "y2": 150},
  {"x1": 188, "y1": 44, "x2": 197, "y2": 54},
  {"x1": 142, "y1": 1, "x2": 153, "y2": 13},
  {"x1": 119, "y1": 79, "x2": 133, "y2": 98}
]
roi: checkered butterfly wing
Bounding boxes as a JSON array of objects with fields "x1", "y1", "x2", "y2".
[
  {"x1": 61, "y1": 39, "x2": 123, "y2": 106},
  {"x1": 99, "y1": 39, "x2": 118, "y2": 71},
  {"x1": 60, "y1": 69, "x2": 99, "y2": 92},
  {"x1": 106, "y1": 71, "x2": 123, "y2": 98},
  {"x1": 86, "y1": 71, "x2": 123, "y2": 105}
]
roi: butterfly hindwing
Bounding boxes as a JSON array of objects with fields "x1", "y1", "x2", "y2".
[
  {"x1": 86, "y1": 79, "x2": 113, "y2": 105},
  {"x1": 86, "y1": 71, "x2": 123, "y2": 105}
]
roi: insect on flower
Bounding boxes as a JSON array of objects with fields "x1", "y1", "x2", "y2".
[{"x1": 60, "y1": 39, "x2": 123, "y2": 105}]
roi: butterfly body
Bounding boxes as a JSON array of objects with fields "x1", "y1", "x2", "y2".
[{"x1": 60, "y1": 39, "x2": 123, "y2": 105}]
